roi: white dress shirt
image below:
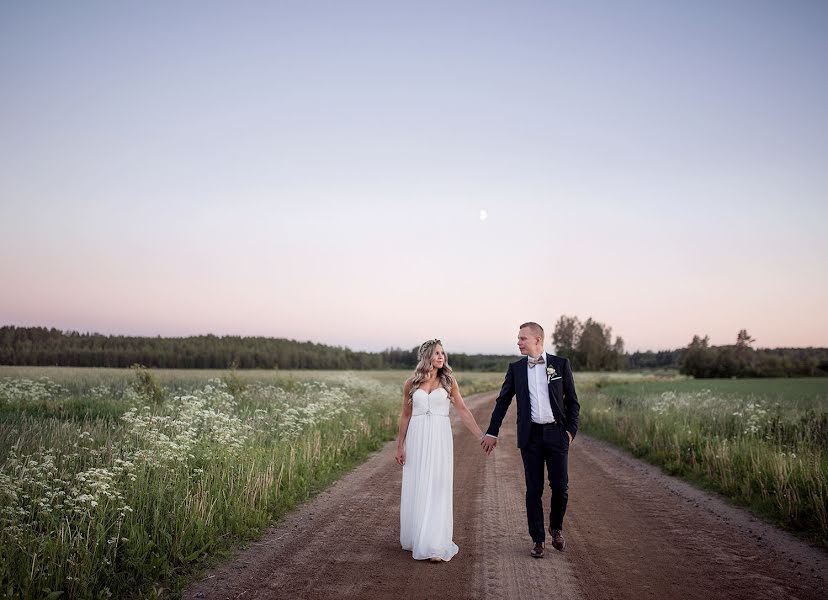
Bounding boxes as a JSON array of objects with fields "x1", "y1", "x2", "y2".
[{"x1": 528, "y1": 354, "x2": 555, "y2": 424}]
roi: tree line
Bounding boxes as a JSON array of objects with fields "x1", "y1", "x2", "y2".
[
  {"x1": 0, "y1": 326, "x2": 515, "y2": 372},
  {"x1": 551, "y1": 316, "x2": 828, "y2": 377},
  {"x1": 3, "y1": 325, "x2": 825, "y2": 377},
  {"x1": 679, "y1": 329, "x2": 828, "y2": 378}
]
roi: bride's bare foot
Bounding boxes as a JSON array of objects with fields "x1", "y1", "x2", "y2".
[{"x1": 428, "y1": 557, "x2": 444, "y2": 563}]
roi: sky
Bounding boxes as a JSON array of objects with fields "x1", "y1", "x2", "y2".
[{"x1": 1, "y1": 1, "x2": 826, "y2": 355}]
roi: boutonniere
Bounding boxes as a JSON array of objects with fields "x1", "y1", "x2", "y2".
[{"x1": 546, "y1": 366, "x2": 557, "y2": 383}]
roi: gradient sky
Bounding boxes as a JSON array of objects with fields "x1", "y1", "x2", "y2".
[{"x1": 1, "y1": 1, "x2": 826, "y2": 354}]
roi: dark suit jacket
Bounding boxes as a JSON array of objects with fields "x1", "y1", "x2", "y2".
[{"x1": 485, "y1": 353, "x2": 580, "y2": 449}]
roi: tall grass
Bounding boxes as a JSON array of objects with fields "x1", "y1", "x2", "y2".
[
  {"x1": 0, "y1": 367, "x2": 501, "y2": 598},
  {"x1": 579, "y1": 376, "x2": 828, "y2": 547}
]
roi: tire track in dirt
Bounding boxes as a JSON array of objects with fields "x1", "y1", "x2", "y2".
[{"x1": 475, "y1": 397, "x2": 583, "y2": 600}]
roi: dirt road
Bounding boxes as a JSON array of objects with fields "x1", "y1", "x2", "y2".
[{"x1": 184, "y1": 392, "x2": 827, "y2": 600}]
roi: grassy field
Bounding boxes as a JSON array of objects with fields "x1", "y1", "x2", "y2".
[
  {"x1": 579, "y1": 374, "x2": 828, "y2": 547},
  {"x1": 0, "y1": 366, "x2": 502, "y2": 599},
  {"x1": 4, "y1": 366, "x2": 825, "y2": 596}
]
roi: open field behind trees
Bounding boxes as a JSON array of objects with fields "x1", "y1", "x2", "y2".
[
  {"x1": 0, "y1": 367, "x2": 504, "y2": 598},
  {"x1": 579, "y1": 375, "x2": 828, "y2": 547}
]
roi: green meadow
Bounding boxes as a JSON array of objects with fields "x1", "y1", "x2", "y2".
[{"x1": 578, "y1": 374, "x2": 828, "y2": 547}]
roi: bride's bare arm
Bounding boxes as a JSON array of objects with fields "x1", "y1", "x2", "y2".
[
  {"x1": 396, "y1": 379, "x2": 413, "y2": 466},
  {"x1": 450, "y1": 379, "x2": 486, "y2": 446}
]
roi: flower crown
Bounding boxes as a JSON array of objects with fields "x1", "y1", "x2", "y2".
[{"x1": 418, "y1": 338, "x2": 442, "y2": 359}]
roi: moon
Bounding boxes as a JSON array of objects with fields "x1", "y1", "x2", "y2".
[{"x1": 479, "y1": 209, "x2": 488, "y2": 222}]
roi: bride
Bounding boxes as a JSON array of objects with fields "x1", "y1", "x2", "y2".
[{"x1": 396, "y1": 338, "x2": 488, "y2": 562}]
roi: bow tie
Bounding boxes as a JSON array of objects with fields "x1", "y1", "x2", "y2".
[{"x1": 528, "y1": 356, "x2": 545, "y2": 368}]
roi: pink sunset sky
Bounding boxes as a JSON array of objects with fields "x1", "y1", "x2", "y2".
[{"x1": 2, "y1": 2, "x2": 826, "y2": 354}]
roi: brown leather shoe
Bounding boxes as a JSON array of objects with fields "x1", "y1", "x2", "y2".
[
  {"x1": 530, "y1": 542, "x2": 544, "y2": 558},
  {"x1": 549, "y1": 529, "x2": 566, "y2": 552}
]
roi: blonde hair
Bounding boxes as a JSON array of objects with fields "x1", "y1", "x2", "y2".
[{"x1": 409, "y1": 339, "x2": 454, "y2": 404}]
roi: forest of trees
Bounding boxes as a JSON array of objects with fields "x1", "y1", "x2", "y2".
[
  {"x1": 626, "y1": 349, "x2": 683, "y2": 370},
  {"x1": 0, "y1": 326, "x2": 515, "y2": 372},
  {"x1": 679, "y1": 329, "x2": 828, "y2": 378},
  {"x1": 3, "y1": 325, "x2": 826, "y2": 377}
]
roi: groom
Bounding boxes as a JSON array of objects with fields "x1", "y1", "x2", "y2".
[{"x1": 481, "y1": 322, "x2": 580, "y2": 558}]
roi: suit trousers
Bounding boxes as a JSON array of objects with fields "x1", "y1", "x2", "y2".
[{"x1": 520, "y1": 421, "x2": 569, "y2": 543}]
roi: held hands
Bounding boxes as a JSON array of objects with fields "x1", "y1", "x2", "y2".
[{"x1": 480, "y1": 435, "x2": 496, "y2": 455}]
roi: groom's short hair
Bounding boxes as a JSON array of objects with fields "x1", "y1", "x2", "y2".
[{"x1": 519, "y1": 322, "x2": 544, "y2": 339}]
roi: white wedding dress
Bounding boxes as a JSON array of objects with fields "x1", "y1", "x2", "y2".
[{"x1": 400, "y1": 386, "x2": 459, "y2": 561}]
